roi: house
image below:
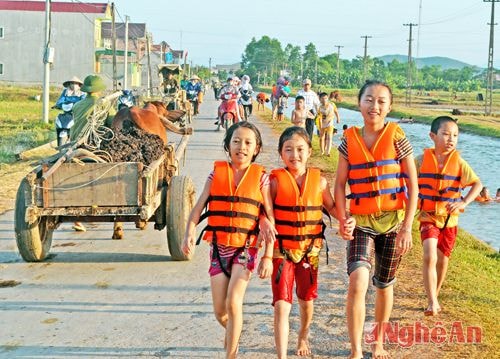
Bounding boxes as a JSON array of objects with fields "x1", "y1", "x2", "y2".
[{"x1": 0, "y1": 0, "x2": 111, "y2": 86}]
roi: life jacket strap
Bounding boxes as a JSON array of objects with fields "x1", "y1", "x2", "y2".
[
  {"x1": 347, "y1": 186, "x2": 407, "y2": 199},
  {"x1": 273, "y1": 204, "x2": 323, "y2": 212},
  {"x1": 418, "y1": 193, "x2": 463, "y2": 203},
  {"x1": 348, "y1": 159, "x2": 399, "y2": 170},
  {"x1": 208, "y1": 195, "x2": 261, "y2": 207},
  {"x1": 348, "y1": 172, "x2": 407, "y2": 185},
  {"x1": 419, "y1": 172, "x2": 461, "y2": 181}
]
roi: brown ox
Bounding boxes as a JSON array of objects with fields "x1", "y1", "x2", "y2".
[
  {"x1": 112, "y1": 101, "x2": 190, "y2": 144},
  {"x1": 110, "y1": 101, "x2": 192, "y2": 239}
]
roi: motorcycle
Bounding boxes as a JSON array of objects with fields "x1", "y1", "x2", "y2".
[
  {"x1": 117, "y1": 89, "x2": 136, "y2": 110},
  {"x1": 55, "y1": 102, "x2": 75, "y2": 147},
  {"x1": 217, "y1": 92, "x2": 242, "y2": 131},
  {"x1": 239, "y1": 88, "x2": 253, "y2": 120},
  {"x1": 186, "y1": 89, "x2": 199, "y2": 116}
]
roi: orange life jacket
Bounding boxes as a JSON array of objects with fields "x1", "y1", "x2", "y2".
[
  {"x1": 271, "y1": 168, "x2": 324, "y2": 253},
  {"x1": 345, "y1": 122, "x2": 407, "y2": 214},
  {"x1": 418, "y1": 148, "x2": 462, "y2": 215},
  {"x1": 201, "y1": 161, "x2": 264, "y2": 247}
]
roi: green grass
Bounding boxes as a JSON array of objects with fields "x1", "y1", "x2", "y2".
[{"x1": 0, "y1": 85, "x2": 59, "y2": 163}]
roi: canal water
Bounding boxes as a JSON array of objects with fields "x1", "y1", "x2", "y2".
[{"x1": 264, "y1": 99, "x2": 499, "y2": 250}]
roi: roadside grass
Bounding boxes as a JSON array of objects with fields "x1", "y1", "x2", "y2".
[
  {"x1": 256, "y1": 104, "x2": 499, "y2": 357},
  {"x1": 0, "y1": 84, "x2": 59, "y2": 163}
]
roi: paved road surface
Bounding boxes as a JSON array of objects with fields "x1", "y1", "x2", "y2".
[{"x1": 0, "y1": 96, "x2": 360, "y2": 358}]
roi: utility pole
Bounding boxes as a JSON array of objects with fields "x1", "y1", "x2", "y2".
[
  {"x1": 41, "y1": 0, "x2": 51, "y2": 124},
  {"x1": 404, "y1": 23, "x2": 418, "y2": 107},
  {"x1": 484, "y1": 0, "x2": 498, "y2": 115},
  {"x1": 123, "y1": 15, "x2": 129, "y2": 89},
  {"x1": 111, "y1": 2, "x2": 117, "y2": 91},
  {"x1": 361, "y1": 35, "x2": 372, "y2": 82},
  {"x1": 209, "y1": 57, "x2": 212, "y2": 74},
  {"x1": 335, "y1": 45, "x2": 344, "y2": 88},
  {"x1": 315, "y1": 58, "x2": 318, "y2": 84},
  {"x1": 146, "y1": 32, "x2": 152, "y2": 97}
]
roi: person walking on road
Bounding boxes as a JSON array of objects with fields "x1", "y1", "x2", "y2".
[
  {"x1": 296, "y1": 79, "x2": 320, "y2": 140},
  {"x1": 182, "y1": 121, "x2": 277, "y2": 358}
]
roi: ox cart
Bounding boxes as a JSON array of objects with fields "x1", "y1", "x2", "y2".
[{"x1": 14, "y1": 135, "x2": 195, "y2": 263}]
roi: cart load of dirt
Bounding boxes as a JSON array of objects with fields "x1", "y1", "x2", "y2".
[{"x1": 99, "y1": 121, "x2": 164, "y2": 165}]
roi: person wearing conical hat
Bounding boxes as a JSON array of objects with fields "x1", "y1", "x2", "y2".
[{"x1": 54, "y1": 75, "x2": 86, "y2": 110}]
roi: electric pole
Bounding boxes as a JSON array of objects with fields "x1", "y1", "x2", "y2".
[
  {"x1": 335, "y1": 45, "x2": 344, "y2": 88},
  {"x1": 361, "y1": 35, "x2": 372, "y2": 82},
  {"x1": 41, "y1": 0, "x2": 51, "y2": 124},
  {"x1": 111, "y1": 2, "x2": 117, "y2": 91},
  {"x1": 404, "y1": 23, "x2": 418, "y2": 107},
  {"x1": 146, "y1": 32, "x2": 152, "y2": 97},
  {"x1": 484, "y1": 0, "x2": 498, "y2": 115},
  {"x1": 123, "y1": 15, "x2": 129, "y2": 89},
  {"x1": 209, "y1": 57, "x2": 212, "y2": 74}
]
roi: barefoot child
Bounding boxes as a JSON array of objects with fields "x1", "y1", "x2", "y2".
[
  {"x1": 334, "y1": 80, "x2": 418, "y2": 359},
  {"x1": 182, "y1": 121, "x2": 277, "y2": 358},
  {"x1": 268, "y1": 126, "x2": 355, "y2": 358},
  {"x1": 317, "y1": 92, "x2": 340, "y2": 156},
  {"x1": 290, "y1": 96, "x2": 313, "y2": 129},
  {"x1": 417, "y1": 116, "x2": 482, "y2": 316}
]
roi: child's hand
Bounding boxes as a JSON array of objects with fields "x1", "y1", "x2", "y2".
[
  {"x1": 340, "y1": 217, "x2": 356, "y2": 240},
  {"x1": 396, "y1": 227, "x2": 413, "y2": 255},
  {"x1": 259, "y1": 217, "x2": 278, "y2": 245},
  {"x1": 258, "y1": 256, "x2": 273, "y2": 279},
  {"x1": 446, "y1": 201, "x2": 466, "y2": 215},
  {"x1": 182, "y1": 234, "x2": 195, "y2": 257}
]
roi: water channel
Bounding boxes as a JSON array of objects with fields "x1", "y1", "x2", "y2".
[{"x1": 264, "y1": 98, "x2": 499, "y2": 250}]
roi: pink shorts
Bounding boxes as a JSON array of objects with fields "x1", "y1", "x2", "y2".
[
  {"x1": 420, "y1": 222, "x2": 458, "y2": 257},
  {"x1": 271, "y1": 257, "x2": 318, "y2": 305},
  {"x1": 208, "y1": 244, "x2": 258, "y2": 277}
]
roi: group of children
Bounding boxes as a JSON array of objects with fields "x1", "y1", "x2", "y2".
[
  {"x1": 181, "y1": 80, "x2": 482, "y2": 359},
  {"x1": 291, "y1": 92, "x2": 342, "y2": 156}
]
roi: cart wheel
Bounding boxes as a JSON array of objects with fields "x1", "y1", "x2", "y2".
[
  {"x1": 166, "y1": 175, "x2": 195, "y2": 260},
  {"x1": 14, "y1": 178, "x2": 54, "y2": 262}
]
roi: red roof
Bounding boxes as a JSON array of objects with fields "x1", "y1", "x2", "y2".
[{"x1": 0, "y1": 1, "x2": 108, "y2": 14}]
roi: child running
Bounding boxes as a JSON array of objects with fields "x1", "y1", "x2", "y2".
[
  {"x1": 182, "y1": 121, "x2": 277, "y2": 358},
  {"x1": 317, "y1": 92, "x2": 340, "y2": 156},
  {"x1": 267, "y1": 126, "x2": 355, "y2": 358},
  {"x1": 290, "y1": 96, "x2": 313, "y2": 129},
  {"x1": 334, "y1": 80, "x2": 418, "y2": 359},
  {"x1": 417, "y1": 116, "x2": 482, "y2": 316}
]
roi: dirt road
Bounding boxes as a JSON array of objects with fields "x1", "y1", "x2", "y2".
[{"x1": 0, "y1": 96, "x2": 424, "y2": 358}]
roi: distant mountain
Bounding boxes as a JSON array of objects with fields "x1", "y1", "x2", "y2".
[{"x1": 377, "y1": 54, "x2": 481, "y2": 70}]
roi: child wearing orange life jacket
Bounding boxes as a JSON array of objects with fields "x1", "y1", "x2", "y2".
[
  {"x1": 417, "y1": 116, "x2": 482, "y2": 317},
  {"x1": 181, "y1": 121, "x2": 277, "y2": 359},
  {"x1": 334, "y1": 80, "x2": 418, "y2": 359},
  {"x1": 266, "y1": 126, "x2": 355, "y2": 358}
]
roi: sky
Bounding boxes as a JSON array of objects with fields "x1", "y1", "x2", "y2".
[{"x1": 111, "y1": 0, "x2": 498, "y2": 68}]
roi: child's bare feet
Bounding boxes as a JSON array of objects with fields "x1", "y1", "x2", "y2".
[
  {"x1": 424, "y1": 303, "x2": 441, "y2": 316},
  {"x1": 296, "y1": 335, "x2": 311, "y2": 356},
  {"x1": 371, "y1": 342, "x2": 390, "y2": 358}
]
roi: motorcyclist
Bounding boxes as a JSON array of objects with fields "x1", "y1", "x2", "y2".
[
  {"x1": 185, "y1": 75, "x2": 202, "y2": 115},
  {"x1": 239, "y1": 75, "x2": 253, "y2": 120},
  {"x1": 54, "y1": 76, "x2": 86, "y2": 110},
  {"x1": 162, "y1": 72, "x2": 179, "y2": 110},
  {"x1": 216, "y1": 76, "x2": 242, "y2": 127}
]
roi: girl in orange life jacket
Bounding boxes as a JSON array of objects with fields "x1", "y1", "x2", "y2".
[
  {"x1": 334, "y1": 80, "x2": 418, "y2": 359},
  {"x1": 181, "y1": 121, "x2": 277, "y2": 359},
  {"x1": 267, "y1": 126, "x2": 355, "y2": 358}
]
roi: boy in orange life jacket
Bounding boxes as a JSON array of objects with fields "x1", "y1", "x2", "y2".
[
  {"x1": 266, "y1": 126, "x2": 355, "y2": 358},
  {"x1": 181, "y1": 121, "x2": 277, "y2": 358},
  {"x1": 334, "y1": 80, "x2": 418, "y2": 359},
  {"x1": 417, "y1": 116, "x2": 482, "y2": 317}
]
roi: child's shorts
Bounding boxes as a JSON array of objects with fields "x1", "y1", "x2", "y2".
[
  {"x1": 271, "y1": 257, "x2": 318, "y2": 305},
  {"x1": 420, "y1": 222, "x2": 458, "y2": 257},
  {"x1": 346, "y1": 228, "x2": 401, "y2": 288},
  {"x1": 209, "y1": 244, "x2": 258, "y2": 277}
]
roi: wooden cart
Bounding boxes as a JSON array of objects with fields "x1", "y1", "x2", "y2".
[{"x1": 14, "y1": 136, "x2": 195, "y2": 262}]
